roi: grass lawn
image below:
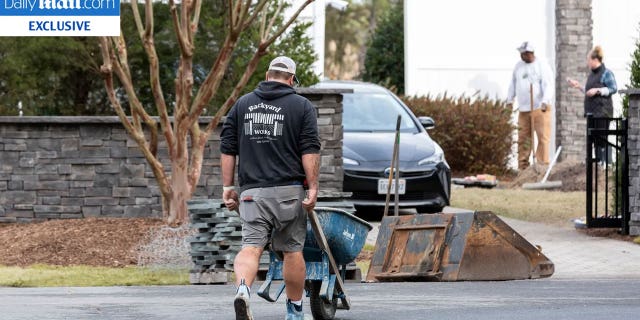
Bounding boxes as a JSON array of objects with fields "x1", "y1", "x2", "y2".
[
  {"x1": 0, "y1": 265, "x2": 189, "y2": 287},
  {"x1": 450, "y1": 188, "x2": 587, "y2": 226}
]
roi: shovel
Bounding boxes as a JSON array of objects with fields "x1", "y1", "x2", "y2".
[
  {"x1": 383, "y1": 115, "x2": 402, "y2": 217},
  {"x1": 523, "y1": 146, "x2": 563, "y2": 190},
  {"x1": 530, "y1": 83, "x2": 536, "y2": 165}
]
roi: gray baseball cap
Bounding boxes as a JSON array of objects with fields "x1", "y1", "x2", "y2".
[{"x1": 268, "y1": 56, "x2": 298, "y2": 84}]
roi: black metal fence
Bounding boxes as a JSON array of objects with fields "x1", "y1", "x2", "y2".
[{"x1": 585, "y1": 114, "x2": 630, "y2": 234}]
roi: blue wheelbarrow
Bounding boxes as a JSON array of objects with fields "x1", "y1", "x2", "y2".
[{"x1": 257, "y1": 207, "x2": 372, "y2": 320}]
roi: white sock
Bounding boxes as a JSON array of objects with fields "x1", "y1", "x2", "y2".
[
  {"x1": 290, "y1": 299, "x2": 302, "y2": 306},
  {"x1": 238, "y1": 279, "x2": 251, "y2": 294}
]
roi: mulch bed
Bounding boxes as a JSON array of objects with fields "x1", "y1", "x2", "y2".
[
  {"x1": 577, "y1": 228, "x2": 637, "y2": 243},
  {"x1": 0, "y1": 218, "x2": 163, "y2": 267},
  {"x1": 0, "y1": 216, "x2": 635, "y2": 268}
]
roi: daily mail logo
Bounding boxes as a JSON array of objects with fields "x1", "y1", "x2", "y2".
[{"x1": 0, "y1": 0, "x2": 120, "y2": 36}]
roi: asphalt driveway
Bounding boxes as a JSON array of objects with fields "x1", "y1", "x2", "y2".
[{"x1": 1, "y1": 280, "x2": 639, "y2": 320}]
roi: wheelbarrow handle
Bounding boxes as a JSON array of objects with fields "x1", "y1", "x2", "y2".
[{"x1": 308, "y1": 209, "x2": 351, "y2": 310}]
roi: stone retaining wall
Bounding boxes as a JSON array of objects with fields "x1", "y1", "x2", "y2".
[{"x1": 0, "y1": 88, "x2": 349, "y2": 223}]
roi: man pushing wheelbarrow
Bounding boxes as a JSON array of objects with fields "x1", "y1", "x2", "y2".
[{"x1": 220, "y1": 56, "x2": 321, "y2": 320}]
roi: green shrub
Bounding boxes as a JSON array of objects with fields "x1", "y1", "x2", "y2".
[{"x1": 402, "y1": 94, "x2": 515, "y2": 175}]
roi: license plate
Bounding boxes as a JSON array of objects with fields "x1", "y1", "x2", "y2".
[{"x1": 378, "y1": 179, "x2": 406, "y2": 195}]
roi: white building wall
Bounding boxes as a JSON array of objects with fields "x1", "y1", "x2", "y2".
[
  {"x1": 406, "y1": 0, "x2": 640, "y2": 112},
  {"x1": 405, "y1": 0, "x2": 556, "y2": 99}
]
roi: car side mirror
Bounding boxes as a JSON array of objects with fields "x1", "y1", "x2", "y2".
[{"x1": 418, "y1": 116, "x2": 435, "y2": 130}]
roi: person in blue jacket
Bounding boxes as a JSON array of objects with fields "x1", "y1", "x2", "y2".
[{"x1": 568, "y1": 45, "x2": 618, "y2": 164}]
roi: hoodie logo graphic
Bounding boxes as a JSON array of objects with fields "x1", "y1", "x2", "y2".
[{"x1": 244, "y1": 103, "x2": 284, "y2": 140}]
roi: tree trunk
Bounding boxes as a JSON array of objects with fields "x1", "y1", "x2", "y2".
[{"x1": 167, "y1": 146, "x2": 190, "y2": 226}]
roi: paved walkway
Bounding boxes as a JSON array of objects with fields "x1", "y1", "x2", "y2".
[
  {"x1": 501, "y1": 216, "x2": 640, "y2": 279},
  {"x1": 365, "y1": 208, "x2": 640, "y2": 279}
]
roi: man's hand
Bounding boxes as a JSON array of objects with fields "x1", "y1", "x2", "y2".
[
  {"x1": 223, "y1": 189, "x2": 239, "y2": 211},
  {"x1": 567, "y1": 78, "x2": 581, "y2": 89},
  {"x1": 302, "y1": 189, "x2": 318, "y2": 212},
  {"x1": 221, "y1": 154, "x2": 238, "y2": 211},
  {"x1": 586, "y1": 88, "x2": 599, "y2": 97}
]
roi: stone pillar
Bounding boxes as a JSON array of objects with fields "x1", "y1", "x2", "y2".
[
  {"x1": 622, "y1": 89, "x2": 640, "y2": 235},
  {"x1": 296, "y1": 88, "x2": 352, "y2": 199},
  {"x1": 555, "y1": 0, "x2": 593, "y2": 161}
]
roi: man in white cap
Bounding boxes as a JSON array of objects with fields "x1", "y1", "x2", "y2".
[
  {"x1": 507, "y1": 41, "x2": 554, "y2": 170},
  {"x1": 220, "y1": 56, "x2": 320, "y2": 320}
]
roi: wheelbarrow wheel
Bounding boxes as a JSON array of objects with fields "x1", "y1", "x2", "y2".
[{"x1": 308, "y1": 281, "x2": 337, "y2": 320}]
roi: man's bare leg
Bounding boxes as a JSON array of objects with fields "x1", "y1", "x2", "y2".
[
  {"x1": 283, "y1": 251, "x2": 306, "y2": 301},
  {"x1": 233, "y1": 246, "x2": 263, "y2": 320},
  {"x1": 234, "y1": 246, "x2": 263, "y2": 287}
]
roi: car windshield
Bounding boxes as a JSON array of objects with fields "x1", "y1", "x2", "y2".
[{"x1": 342, "y1": 92, "x2": 419, "y2": 132}]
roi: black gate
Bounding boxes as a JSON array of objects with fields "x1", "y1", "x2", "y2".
[{"x1": 585, "y1": 114, "x2": 629, "y2": 234}]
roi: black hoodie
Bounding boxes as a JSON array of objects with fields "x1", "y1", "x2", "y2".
[{"x1": 220, "y1": 81, "x2": 321, "y2": 190}]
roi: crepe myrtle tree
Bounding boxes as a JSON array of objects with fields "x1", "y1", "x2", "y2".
[{"x1": 99, "y1": 0, "x2": 314, "y2": 225}]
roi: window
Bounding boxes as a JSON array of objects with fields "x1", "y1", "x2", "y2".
[{"x1": 342, "y1": 93, "x2": 418, "y2": 132}]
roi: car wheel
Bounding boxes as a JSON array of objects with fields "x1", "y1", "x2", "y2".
[
  {"x1": 354, "y1": 205, "x2": 384, "y2": 221},
  {"x1": 416, "y1": 205, "x2": 444, "y2": 214}
]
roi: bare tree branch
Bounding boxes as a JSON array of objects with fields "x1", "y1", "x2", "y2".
[
  {"x1": 110, "y1": 35, "x2": 161, "y2": 157},
  {"x1": 259, "y1": 3, "x2": 267, "y2": 39},
  {"x1": 231, "y1": 0, "x2": 243, "y2": 32},
  {"x1": 205, "y1": 47, "x2": 265, "y2": 137},
  {"x1": 143, "y1": 0, "x2": 153, "y2": 39},
  {"x1": 170, "y1": 0, "x2": 190, "y2": 58},
  {"x1": 181, "y1": 0, "x2": 192, "y2": 50},
  {"x1": 262, "y1": 0, "x2": 314, "y2": 48},
  {"x1": 109, "y1": 36, "x2": 141, "y2": 132},
  {"x1": 185, "y1": 32, "x2": 239, "y2": 131},
  {"x1": 99, "y1": 38, "x2": 130, "y2": 127},
  {"x1": 227, "y1": 0, "x2": 234, "y2": 32},
  {"x1": 265, "y1": 1, "x2": 285, "y2": 39},
  {"x1": 191, "y1": 0, "x2": 202, "y2": 37},
  {"x1": 130, "y1": 0, "x2": 145, "y2": 39},
  {"x1": 99, "y1": 37, "x2": 169, "y2": 196},
  {"x1": 242, "y1": 0, "x2": 268, "y2": 30},
  {"x1": 237, "y1": 0, "x2": 251, "y2": 29},
  {"x1": 131, "y1": 0, "x2": 175, "y2": 157}
]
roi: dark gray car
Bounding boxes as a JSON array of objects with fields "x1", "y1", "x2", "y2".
[{"x1": 312, "y1": 80, "x2": 451, "y2": 215}]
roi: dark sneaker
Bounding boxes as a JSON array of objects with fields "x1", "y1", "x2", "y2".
[
  {"x1": 285, "y1": 299, "x2": 311, "y2": 320},
  {"x1": 234, "y1": 279, "x2": 253, "y2": 320}
]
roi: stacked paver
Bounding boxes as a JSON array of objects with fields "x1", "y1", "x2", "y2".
[{"x1": 188, "y1": 199, "x2": 269, "y2": 284}]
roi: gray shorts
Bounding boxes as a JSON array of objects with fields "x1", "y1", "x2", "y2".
[{"x1": 238, "y1": 185, "x2": 307, "y2": 252}]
